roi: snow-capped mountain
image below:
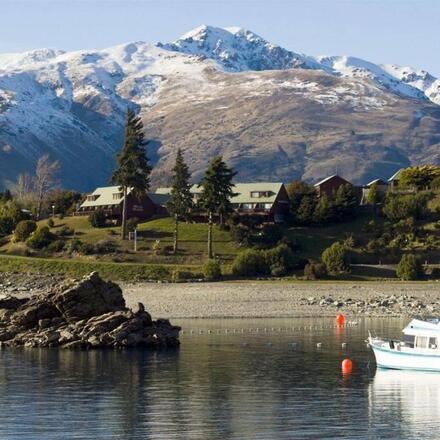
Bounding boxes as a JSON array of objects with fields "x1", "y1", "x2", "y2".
[
  {"x1": 158, "y1": 25, "x2": 321, "y2": 72},
  {"x1": 160, "y1": 25, "x2": 438, "y2": 104},
  {"x1": 0, "y1": 25, "x2": 439, "y2": 190}
]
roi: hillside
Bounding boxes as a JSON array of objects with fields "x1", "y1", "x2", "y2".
[{"x1": 0, "y1": 25, "x2": 439, "y2": 190}]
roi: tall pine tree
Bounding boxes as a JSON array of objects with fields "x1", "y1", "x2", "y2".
[
  {"x1": 198, "y1": 157, "x2": 236, "y2": 259},
  {"x1": 167, "y1": 149, "x2": 193, "y2": 254},
  {"x1": 112, "y1": 109, "x2": 151, "y2": 239}
]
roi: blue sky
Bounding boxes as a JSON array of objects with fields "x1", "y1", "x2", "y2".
[{"x1": 1, "y1": 0, "x2": 439, "y2": 75}]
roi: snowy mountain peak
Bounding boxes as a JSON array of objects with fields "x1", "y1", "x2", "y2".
[{"x1": 158, "y1": 25, "x2": 316, "y2": 72}]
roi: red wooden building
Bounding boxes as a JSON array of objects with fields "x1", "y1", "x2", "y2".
[
  {"x1": 313, "y1": 175, "x2": 352, "y2": 198},
  {"x1": 78, "y1": 186, "x2": 167, "y2": 222}
]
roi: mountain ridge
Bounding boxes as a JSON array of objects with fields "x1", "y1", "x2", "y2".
[{"x1": 0, "y1": 25, "x2": 439, "y2": 191}]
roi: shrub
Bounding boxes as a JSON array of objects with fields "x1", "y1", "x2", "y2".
[
  {"x1": 79, "y1": 242, "x2": 95, "y2": 255},
  {"x1": 278, "y1": 236, "x2": 302, "y2": 253},
  {"x1": 230, "y1": 224, "x2": 253, "y2": 246},
  {"x1": 171, "y1": 269, "x2": 197, "y2": 282},
  {"x1": 26, "y1": 226, "x2": 56, "y2": 249},
  {"x1": 67, "y1": 238, "x2": 82, "y2": 253},
  {"x1": 47, "y1": 239, "x2": 65, "y2": 252},
  {"x1": 231, "y1": 249, "x2": 268, "y2": 277},
  {"x1": 88, "y1": 209, "x2": 107, "y2": 228},
  {"x1": 383, "y1": 193, "x2": 429, "y2": 221},
  {"x1": 57, "y1": 226, "x2": 75, "y2": 236},
  {"x1": 0, "y1": 216, "x2": 14, "y2": 237},
  {"x1": 321, "y1": 242, "x2": 350, "y2": 275},
  {"x1": 265, "y1": 244, "x2": 296, "y2": 276},
  {"x1": 396, "y1": 254, "x2": 423, "y2": 280},
  {"x1": 203, "y1": 260, "x2": 222, "y2": 281},
  {"x1": 258, "y1": 224, "x2": 283, "y2": 247},
  {"x1": 47, "y1": 218, "x2": 55, "y2": 228},
  {"x1": 14, "y1": 220, "x2": 37, "y2": 242},
  {"x1": 94, "y1": 239, "x2": 117, "y2": 254},
  {"x1": 304, "y1": 261, "x2": 327, "y2": 280}
]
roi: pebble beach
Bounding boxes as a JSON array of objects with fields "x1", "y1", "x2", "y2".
[{"x1": 122, "y1": 280, "x2": 440, "y2": 319}]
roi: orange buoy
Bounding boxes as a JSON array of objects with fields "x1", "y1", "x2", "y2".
[
  {"x1": 336, "y1": 313, "x2": 345, "y2": 326},
  {"x1": 342, "y1": 358, "x2": 353, "y2": 375}
]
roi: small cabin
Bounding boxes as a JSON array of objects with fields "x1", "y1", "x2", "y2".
[{"x1": 313, "y1": 175, "x2": 352, "y2": 198}]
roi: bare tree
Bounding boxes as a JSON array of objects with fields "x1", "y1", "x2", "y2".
[
  {"x1": 34, "y1": 155, "x2": 60, "y2": 220},
  {"x1": 13, "y1": 172, "x2": 34, "y2": 205}
]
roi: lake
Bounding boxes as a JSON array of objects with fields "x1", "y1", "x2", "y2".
[{"x1": 0, "y1": 317, "x2": 438, "y2": 439}]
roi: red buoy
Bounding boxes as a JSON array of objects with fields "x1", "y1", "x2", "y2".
[
  {"x1": 342, "y1": 358, "x2": 353, "y2": 375},
  {"x1": 336, "y1": 313, "x2": 345, "y2": 326}
]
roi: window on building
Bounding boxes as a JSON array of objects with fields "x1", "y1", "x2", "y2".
[
  {"x1": 112, "y1": 193, "x2": 122, "y2": 200},
  {"x1": 87, "y1": 195, "x2": 98, "y2": 202},
  {"x1": 251, "y1": 191, "x2": 271, "y2": 198}
]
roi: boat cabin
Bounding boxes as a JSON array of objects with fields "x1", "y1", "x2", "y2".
[{"x1": 402, "y1": 319, "x2": 440, "y2": 350}]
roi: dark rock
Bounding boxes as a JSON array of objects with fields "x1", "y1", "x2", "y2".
[
  {"x1": 0, "y1": 296, "x2": 28, "y2": 310},
  {"x1": 51, "y1": 272, "x2": 125, "y2": 322},
  {"x1": 0, "y1": 272, "x2": 180, "y2": 349}
]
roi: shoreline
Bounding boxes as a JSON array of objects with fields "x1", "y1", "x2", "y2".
[
  {"x1": 121, "y1": 281, "x2": 440, "y2": 319},
  {"x1": 1, "y1": 272, "x2": 439, "y2": 320}
]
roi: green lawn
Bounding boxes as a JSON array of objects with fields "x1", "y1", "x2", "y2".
[
  {"x1": 0, "y1": 253, "x2": 200, "y2": 281},
  {"x1": 0, "y1": 215, "x2": 241, "y2": 265},
  {"x1": 283, "y1": 213, "x2": 374, "y2": 260}
]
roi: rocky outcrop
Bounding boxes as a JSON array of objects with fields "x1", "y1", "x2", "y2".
[{"x1": 0, "y1": 272, "x2": 180, "y2": 349}]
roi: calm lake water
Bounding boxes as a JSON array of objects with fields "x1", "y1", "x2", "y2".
[{"x1": 0, "y1": 317, "x2": 438, "y2": 439}]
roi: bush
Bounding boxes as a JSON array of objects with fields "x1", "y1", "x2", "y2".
[
  {"x1": 304, "y1": 261, "x2": 327, "y2": 280},
  {"x1": 258, "y1": 224, "x2": 283, "y2": 247},
  {"x1": 67, "y1": 238, "x2": 82, "y2": 253},
  {"x1": 265, "y1": 244, "x2": 296, "y2": 276},
  {"x1": 47, "y1": 218, "x2": 55, "y2": 228},
  {"x1": 0, "y1": 216, "x2": 14, "y2": 237},
  {"x1": 171, "y1": 269, "x2": 198, "y2": 282},
  {"x1": 396, "y1": 254, "x2": 423, "y2": 280},
  {"x1": 88, "y1": 209, "x2": 107, "y2": 228},
  {"x1": 26, "y1": 226, "x2": 56, "y2": 249},
  {"x1": 14, "y1": 220, "x2": 37, "y2": 242},
  {"x1": 383, "y1": 193, "x2": 429, "y2": 221},
  {"x1": 47, "y1": 239, "x2": 65, "y2": 252},
  {"x1": 321, "y1": 242, "x2": 350, "y2": 275},
  {"x1": 79, "y1": 242, "x2": 95, "y2": 255},
  {"x1": 230, "y1": 224, "x2": 253, "y2": 246},
  {"x1": 94, "y1": 239, "x2": 117, "y2": 254},
  {"x1": 203, "y1": 260, "x2": 222, "y2": 281},
  {"x1": 231, "y1": 249, "x2": 268, "y2": 277},
  {"x1": 57, "y1": 226, "x2": 75, "y2": 236}
]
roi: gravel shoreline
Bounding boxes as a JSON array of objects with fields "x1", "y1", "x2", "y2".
[
  {"x1": 2, "y1": 273, "x2": 440, "y2": 319},
  {"x1": 121, "y1": 281, "x2": 440, "y2": 319}
]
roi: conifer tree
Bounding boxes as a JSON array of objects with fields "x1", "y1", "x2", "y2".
[
  {"x1": 167, "y1": 149, "x2": 193, "y2": 254},
  {"x1": 198, "y1": 157, "x2": 236, "y2": 259},
  {"x1": 112, "y1": 109, "x2": 151, "y2": 239}
]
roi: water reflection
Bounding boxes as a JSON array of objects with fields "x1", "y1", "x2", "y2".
[
  {"x1": 0, "y1": 317, "x2": 436, "y2": 439},
  {"x1": 369, "y1": 369, "x2": 440, "y2": 439}
]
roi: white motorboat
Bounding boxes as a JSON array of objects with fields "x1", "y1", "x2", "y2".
[{"x1": 368, "y1": 319, "x2": 440, "y2": 371}]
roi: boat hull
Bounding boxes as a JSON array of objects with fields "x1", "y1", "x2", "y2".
[{"x1": 371, "y1": 343, "x2": 440, "y2": 372}]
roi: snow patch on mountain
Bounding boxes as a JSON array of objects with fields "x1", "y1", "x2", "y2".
[{"x1": 159, "y1": 25, "x2": 320, "y2": 72}]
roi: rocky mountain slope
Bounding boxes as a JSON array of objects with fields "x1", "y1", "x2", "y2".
[{"x1": 0, "y1": 25, "x2": 439, "y2": 190}]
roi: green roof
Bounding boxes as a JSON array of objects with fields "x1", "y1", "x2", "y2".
[{"x1": 155, "y1": 182, "x2": 284, "y2": 204}]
